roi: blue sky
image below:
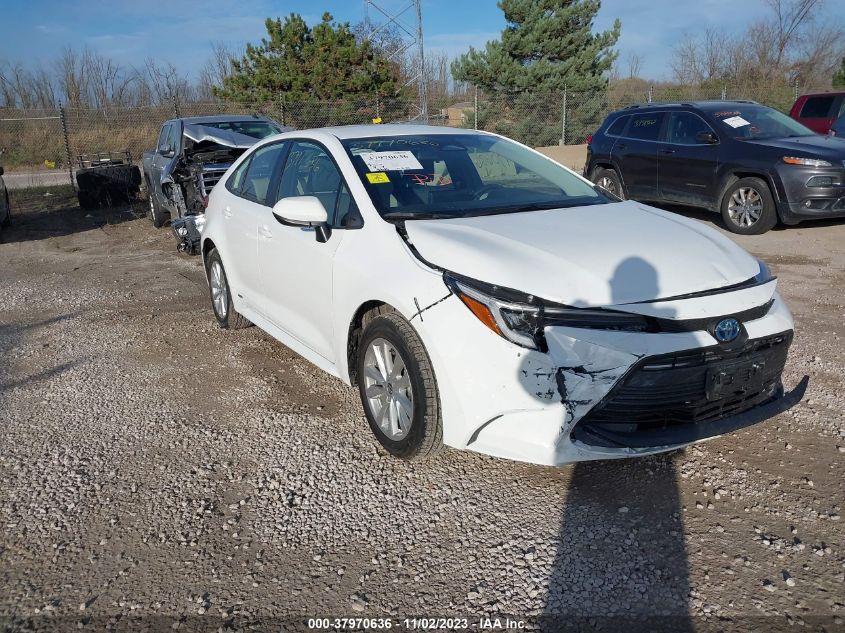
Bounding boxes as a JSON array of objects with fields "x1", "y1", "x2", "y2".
[{"x1": 0, "y1": 0, "x2": 831, "y2": 81}]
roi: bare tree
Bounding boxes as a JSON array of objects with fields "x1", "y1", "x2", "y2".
[
  {"x1": 54, "y1": 47, "x2": 87, "y2": 107},
  {"x1": 626, "y1": 52, "x2": 643, "y2": 79},
  {"x1": 197, "y1": 42, "x2": 238, "y2": 101}
]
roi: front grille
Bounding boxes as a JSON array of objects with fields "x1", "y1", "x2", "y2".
[
  {"x1": 575, "y1": 332, "x2": 792, "y2": 433},
  {"x1": 199, "y1": 163, "x2": 232, "y2": 197}
]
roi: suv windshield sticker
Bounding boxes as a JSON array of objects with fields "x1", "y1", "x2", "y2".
[
  {"x1": 713, "y1": 111, "x2": 740, "y2": 118},
  {"x1": 360, "y1": 150, "x2": 424, "y2": 172},
  {"x1": 722, "y1": 115, "x2": 751, "y2": 128}
]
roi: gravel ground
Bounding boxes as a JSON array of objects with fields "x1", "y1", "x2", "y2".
[{"x1": 0, "y1": 195, "x2": 843, "y2": 632}]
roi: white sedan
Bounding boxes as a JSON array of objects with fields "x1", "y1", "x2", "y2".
[{"x1": 199, "y1": 124, "x2": 804, "y2": 466}]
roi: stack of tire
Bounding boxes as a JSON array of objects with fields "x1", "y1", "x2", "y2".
[{"x1": 76, "y1": 161, "x2": 142, "y2": 210}]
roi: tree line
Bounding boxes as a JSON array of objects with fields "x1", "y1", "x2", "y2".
[{"x1": 2, "y1": 0, "x2": 843, "y2": 113}]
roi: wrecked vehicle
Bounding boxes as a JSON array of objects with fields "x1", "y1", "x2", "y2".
[
  {"x1": 142, "y1": 115, "x2": 286, "y2": 253},
  {"x1": 198, "y1": 125, "x2": 806, "y2": 466}
]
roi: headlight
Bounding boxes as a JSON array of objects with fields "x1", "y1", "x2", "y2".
[
  {"x1": 444, "y1": 273, "x2": 651, "y2": 350},
  {"x1": 782, "y1": 156, "x2": 832, "y2": 167}
]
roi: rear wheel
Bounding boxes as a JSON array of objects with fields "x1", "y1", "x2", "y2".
[
  {"x1": 593, "y1": 167, "x2": 625, "y2": 200},
  {"x1": 205, "y1": 248, "x2": 251, "y2": 330},
  {"x1": 720, "y1": 177, "x2": 777, "y2": 234},
  {"x1": 357, "y1": 312, "x2": 443, "y2": 460}
]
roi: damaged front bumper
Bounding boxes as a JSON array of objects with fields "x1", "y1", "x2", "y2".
[
  {"x1": 171, "y1": 213, "x2": 205, "y2": 254},
  {"x1": 413, "y1": 287, "x2": 801, "y2": 466}
]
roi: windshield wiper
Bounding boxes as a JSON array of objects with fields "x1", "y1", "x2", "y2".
[
  {"x1": 461, "y1": 200, "x2": 604, "y2": 217},
  {"x1": 381, "y1": 211, "x2": 461, "y2": 220}
]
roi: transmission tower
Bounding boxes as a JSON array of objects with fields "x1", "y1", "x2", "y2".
[{"x1": 364, "y1": 0, "x2": 428, "y2": 122}]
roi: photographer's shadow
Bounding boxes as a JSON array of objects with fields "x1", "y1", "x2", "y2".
[{"x1": 519, "y1": 257, "x2": 694, "y2": 630}]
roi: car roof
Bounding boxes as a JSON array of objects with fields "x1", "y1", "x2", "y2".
[
  {"x1": 307, "y1": 123, "x2": 488, "y2": 140},
  {"x1": 613, "y1": 100, "x2": 760, "y2": 114},
  {"x1": 169, "y1": 115, "x2": 276, "y2": 125},
  {"x1": 797, "y1": 91, "x2": 845, "y2": 99}
]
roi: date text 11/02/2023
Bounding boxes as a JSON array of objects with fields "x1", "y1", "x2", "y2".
[{"x1": 307, "y1": 617, "x2": 527, "y2": 630}]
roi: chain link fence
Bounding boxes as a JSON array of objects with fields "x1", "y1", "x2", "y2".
[
  {"x1": 0, "y1": 97, "x2": 416, "y2": 184},
  {"x1": 0, "y1": 81, "x2": 833, "y2": 185},
  {"x1": 464, "y1": 82, "x2": 830, "y2": 147}
]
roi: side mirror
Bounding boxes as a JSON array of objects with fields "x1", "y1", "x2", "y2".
[
  {"x1": 158, "y1": 144, "x2": 174, "y2": 156},
  {"x1": 696, "y1": 131, "x2": 718, "y2": 145},
  {"x1": 272, "y1": 196, "x2": 332, "y2": 242}
]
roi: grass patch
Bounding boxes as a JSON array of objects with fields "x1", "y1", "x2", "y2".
[{"x1": 8, "y1": 184, "x2": 78, "y2": 214}]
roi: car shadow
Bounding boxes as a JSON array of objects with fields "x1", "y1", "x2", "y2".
[
  {"x1": 511, "y1": 257, "x2": 693, "y2": 628},
  {"x1": 0, "y1": 189, "x2": 142, "y2": 245}
]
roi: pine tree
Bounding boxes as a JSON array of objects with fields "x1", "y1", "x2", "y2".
[
  {"x1": 452, "y1": 0, "x2": 620, "y2": 93},
  {"x1": 214, "y1": 13, "x2": 399, "y2": 103}
]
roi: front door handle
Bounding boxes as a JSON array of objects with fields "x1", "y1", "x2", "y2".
[
  {"x1": 660, "y1": 147, "x2": 676, "y2": 155},
  {"x1": 259, "y1": 225, "x2": 273, "y2": 239},
  {"x1": 223, "y1": 206, "x2": 233, "y2": 219}
]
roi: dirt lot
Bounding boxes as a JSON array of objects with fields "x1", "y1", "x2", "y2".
[{"x1": 0, "y1": 191, "x2": 843, "y2": 632}]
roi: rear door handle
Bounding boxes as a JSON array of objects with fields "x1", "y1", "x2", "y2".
[
  {"x1": 223, "y1": 206, "x2": 233, "y2": 219},
  {"x1": 660, "y1": 148, "x2": 676, "y2": 154},
  {"x1": 616, "y1": 143, "x2": 627, "y2": 150},
  {"x1": 259, "y1": 225, "x2": 273, "y2": 239}
]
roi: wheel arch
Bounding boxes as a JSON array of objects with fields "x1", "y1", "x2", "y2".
[
  {"x1": 718, "y1": 170, "x2": 783, "y2": 214},
  {"x1": 346, "y1": 301, "x2": 397, "y2": 386}
]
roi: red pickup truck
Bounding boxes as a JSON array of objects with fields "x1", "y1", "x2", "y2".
[{"x1": 789, "y1": 92, "x2": 845, "y2": 134}]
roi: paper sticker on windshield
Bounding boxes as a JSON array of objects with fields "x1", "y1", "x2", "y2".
[
  {"x1": 360, "y1": 150, "x2": 423, "y2": 172},
  {"x1": 722, "y1": 116, "x2": 750, "y2": 128},
  {"x1": 366, "y1": 172, "x2": 390, "y2": 184}
]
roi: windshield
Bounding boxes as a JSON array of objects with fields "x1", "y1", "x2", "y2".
[
  {"x1": 707, "y1": 106, "x2": 815, "y2": 140},
  {"x1": 199, "y1": 120, "x2": 282, "y2": 139},
  {"x1": 341, "y1": 133, "x2": 607, "y2": 220}
]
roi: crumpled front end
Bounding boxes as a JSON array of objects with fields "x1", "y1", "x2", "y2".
[{"x1": 412, "y1": 279, "x2": 802, "y2": 467}]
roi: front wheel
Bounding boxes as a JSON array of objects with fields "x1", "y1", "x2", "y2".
[
  {"x1": 205, "y1": 248, "x2": 251, "y2": 330},
  {"x1": 357, "y1": 312, "x2": 443, "y2": 460},
  {"x1": 720, "y1": 177, "x2": 777, "y2": 234},
  {"x1": 147, "y1": 186, "x2": 167, "y2": 228}
]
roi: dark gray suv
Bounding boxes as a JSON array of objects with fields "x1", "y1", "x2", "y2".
[{"x1": 585, "y1": 100, "x2": 845, "y2": 234}]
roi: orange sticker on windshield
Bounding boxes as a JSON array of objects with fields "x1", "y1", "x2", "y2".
[{"x1": 366, "y1": 172, "x2": 390, "y2": 184}]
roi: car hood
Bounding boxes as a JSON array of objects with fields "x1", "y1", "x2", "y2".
[
  {"x1": 745, "y1": 134, "x2": 845, "y2": 159},
  {"x1": 403, "y1": 201, "x2": 761, "y2": 307},
  {"x1": 182, "y1": 124, "x2": 260, "y2": 150}
]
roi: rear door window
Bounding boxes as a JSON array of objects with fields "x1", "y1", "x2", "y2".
[
  {"x1": 625, "y1": 112, "x2": 665, "y2": 141},
  {"x1": 799, "y1": 96, "x2": 836, "y2": 118}
]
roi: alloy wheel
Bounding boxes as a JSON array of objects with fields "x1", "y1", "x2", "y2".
[
  {"x1": 727, "y1": 187, "x2": 763, "y2": 228},
  {"x1": 363, "y1": 337, "x2": 414, "y2": 441},
  {"x1": 209, "y1": 261, "x2": 228, "y2": 319},
  {"x1": 597, "y1": 175, "x2": 617, "y2": 196}
]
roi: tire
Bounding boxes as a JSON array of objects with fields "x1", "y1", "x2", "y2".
[
  {"x1": 77, "y1": 189, "x2": 99, "y2": 210},
  {"x1": 356, "y1": 311, "x2": 443, "y2": 460},
  {"x1": 205, "y1": 248, "x2": 251, "y2": 330},
  {"x1": 592, "y1": 167, "x2": 625, "y2": 200},
  {"x1": 720, "y1": 177, "x2": 777, "y2": 235},
  {"x1": 1, "y1": 190, "x2": 9, "y2": 227},
  {"x1": 147, "y1": 183, "x2": 167, "y2": 228}
]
